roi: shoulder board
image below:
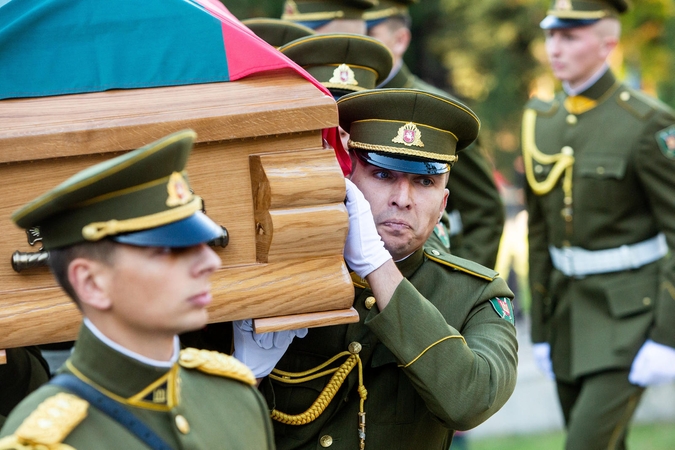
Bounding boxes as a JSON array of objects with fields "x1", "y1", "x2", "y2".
[
  {"x1": 179, "y1": 348, "x2": 256, "y2": 386},
  {"x1": 424, "y1": 249, "x2": 498, "y2": 281},
  {"x1": 0, "y1": 393, "x2": 87, "y2": 450},
  {"x1": 616, "y1": 87, "x2": 661, "y2": 120},
  {"x1": 525, "y1": 97, "x2": 558, "y2": 115}
]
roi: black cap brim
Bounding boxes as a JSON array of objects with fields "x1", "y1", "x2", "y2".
[
  {"x1": 540, "y1": 16, "x2": 599, "y2": 29},
  {"x1": 112, "y1": 211, "x2": 224, "y2": 248},
  {"x1": 356, "y1": 151, "x2": 449, "y2": 175}
]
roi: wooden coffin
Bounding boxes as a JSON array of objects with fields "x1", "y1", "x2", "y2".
[{"x1": 0, "y1": 69, "x2": 356, "y2": 350}]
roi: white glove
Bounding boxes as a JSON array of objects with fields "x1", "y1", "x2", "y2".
[
  {"x1": 232, "y1": 319, "x2": 308, "y2": 378},
  {"x1": 532, "y1": 342, "x2": 555, "y2": 380},
  {"x1": 343, "y1": 178, "x2": 392, "y2": 278},
  {"x1": 629, "y1": 339, "x2": 675, "y2": 387}
]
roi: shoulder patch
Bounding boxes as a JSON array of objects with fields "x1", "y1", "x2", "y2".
[
  {"x1": 616, "y1": 88, "x2": 658, "y2": 120},
  {"x1": 179, "y1": 348, "x2": 256, "y2": 386},
  {"x1": 656, "y1": 124, "x2": 675, "y2": 159},
  {"x1": 489, "y1": 297, "x2": 516, "y2": 325},
  {"x1": 525, "y1": 97, "x2": 558, "y2": 115},
  {"x1": 424, "y1": 248, "x2": 498, "y2": 281},
  {"x1": 0, "y1": 393, "x2": 87, "y2": 450}
]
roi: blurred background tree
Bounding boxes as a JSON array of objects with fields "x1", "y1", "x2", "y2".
[{"x1": 223, "y1": 0, "x2": 675, "y2": 184}]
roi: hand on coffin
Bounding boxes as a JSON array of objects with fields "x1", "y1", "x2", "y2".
[
  {"x1": 232, "y1": 319, "x2": 308, "y2": 379},
  {"x1": 343, "y1": 178, "x2": 392, "y2": 279}
]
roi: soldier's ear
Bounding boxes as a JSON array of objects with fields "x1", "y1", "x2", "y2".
[{"x1": 68, "y1": 258, "x2": 113, "y2": 312}]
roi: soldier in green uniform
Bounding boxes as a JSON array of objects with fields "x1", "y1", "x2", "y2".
[
  {"x1": 234, "y1": 89, "x2": 518, "y2": 449},
  {"x1": 364, "y1": 1, "x2": 505, "y2": 268},
  {"x1": 0, "y1": 130, "x2": 275, "y2": 449},
  {"x1": 242, "y1": 18, "x2": 315, "y2": 48},
  {"x1": 281, "y1": 0, "x2": 376, "y2": 35},
  {"x1": 523, "y1": 1, "x2": 675, "y2": 448},
  {"x1": 0, "y1": 348, "x2": 50, "y2": 429}
]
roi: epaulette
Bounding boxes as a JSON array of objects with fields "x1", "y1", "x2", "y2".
[
  {"x1": 525, "y1": 97, "x2": 558, "y2": 116},
  {"x1": 616, "y1": 87, "x2": 667, "y2": 121},
  {"x1": 424, "y1": 249, "x2": 498, "y2": 281},
  {"x1": 0, "y1": 393, "x2": 87, "y2": 450},
  {"x1": 179, "y1": 348, "x2": 256, "y2": 386}
]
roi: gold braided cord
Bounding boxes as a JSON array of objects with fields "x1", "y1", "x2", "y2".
[
  {"x1": 270, "y1": 352, "x2": 367, "y2": 426},
  {"x1": 400, "y1": 335, "x2": 467, "y2": 369},
  {"x1": 81, "y1": 197, "x2": 202, "y2": 241},
  {"x1": 281, "y1": 10, "x2": 344, "y2": 21},
  {"x1": 521, "y1": 109, "x2": 574, "y2": 196},
  {"x1": 548, "y1": 10, "x2": 608, "y2": 19},
  {"x1": 348, "y1": 140, "x2": 458, "y2": 163},
  {"x1": 363, "y1": 6, "x2": 408, "y2": 20}
]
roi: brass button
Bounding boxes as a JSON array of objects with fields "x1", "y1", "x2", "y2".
[
  {"x1": 534, "y1": 164, "x2": 544, "y2": 174},
  {"x1": 320, "y1": 435, "x2": 333, "y2": 447},
  {"x1": 430, "y1": 249, "x2": 441, "y2": 256},
  {"x1": 365, "y1": 296, "x2": 376, "y2": 310},
  {"x1": 620, "y1": 91, "x2": 630, "y2": 101},
  {"x1": 348, "y1": 342, "x2": 362, "y2": 354},
  {"x1": 561, "y1": 146, "x2": 574, "y2": 156},
  {"x1": 566, "y1": 114, "x2": 577, "y2": 125},
  {"x1": 175, "y1": 414, "x2": 190, "y2": 434},
  {"x1": 643, "y1": 297, "x2": 652, "y2": 306},
  {"x1": 596, "y1": 167, "x2": 605, "y2": 175}
]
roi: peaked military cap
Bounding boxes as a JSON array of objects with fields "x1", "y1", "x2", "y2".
[
  {"x1": 12, "y1": 130, "x2": 224, "y2": 250},
  {"x1": 540, "y1": 0, "x2": 629, "y2": 29},
  {"x1": 242, "y1": 18, "x2": 315, "y2": 48},
  {"x1": 282, "y1": 0, "x2": 377, "y2": 29},
  {"x1": 338, "y1": 88, "x2": 480, "y2": 175},
  {"x1": 279, "y1": 33, "x2": 393, "y2": 99},
  {"x1": 363, "y1": 0, "x2": 417, "y2": 28}
]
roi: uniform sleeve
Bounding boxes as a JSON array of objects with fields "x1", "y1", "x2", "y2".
[
  {"x1": 446, "y1": 142, "x2": 505, "y2": 269},
  {"x1": 634, "y1": 111, "x2": 675, "y2": 349},
  {"x1": 363, "y1": 277, "x2": 517, "y2": 431},
  {"x1": 525, "y1": 182, "x2": 554, "y2": 344},
  {"x1": 0, "y1": 347, "x2": 50, "y2": 426}
]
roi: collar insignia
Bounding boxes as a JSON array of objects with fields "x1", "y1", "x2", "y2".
[
  {"x1": 166, "y1": 171, "x2": 192, "y2": 207},
  {"x1": 392, "y1": 122, "x2": 424, "y2": 147},
  {"x1": 329, "y1": 64, "x2": 358, "y2": 86}
]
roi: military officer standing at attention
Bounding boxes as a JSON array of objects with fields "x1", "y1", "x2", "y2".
[
  {"x1": 0, "y1": 130, "x2": 275, "y2": 449},
  {"x1": 364, "y1": 0, "x2": 505, "y2": 268},
  {"x1": 234, "y1": 89, "x2": 518, "y2": 450},
  {"x1": 523, "y1": 1, "x2": 675, "y2": 448}
]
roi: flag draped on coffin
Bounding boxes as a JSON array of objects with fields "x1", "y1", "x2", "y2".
[{"x1": 0, "y1": 0, "x2": 350, "y2": 174}]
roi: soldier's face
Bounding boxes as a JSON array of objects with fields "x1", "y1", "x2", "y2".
[
  {"x1": 544, "y1": 25, "x2": 608, "y2": 89},
  {"x1": 350, "y1": 158, "x2": 448, "y2": 260},
  {"x1": 315, "y1": 19, "x2": 366, "y2": 35},
  {"x1": 90, "y1": 243, "x2": 221, "y2": 342}
]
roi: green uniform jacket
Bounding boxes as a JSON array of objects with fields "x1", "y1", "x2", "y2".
[
  {"x1": 382, "y1": 63, "x2": 505, "y2": 268},
  {"x1": 261, "y1": 246, "x2": 518, "y2": 450},
  {"x1": 0, "y1": 325, "x2": 275, "y2": 450},
  {"x1": 523, "y1": 69, "x2": 675, "y2": 382},
  {"x1": 0, "y1": 347, "x2": 50, "y2": 429}
]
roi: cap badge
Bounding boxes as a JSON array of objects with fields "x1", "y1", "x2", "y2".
[
  {"x1": 166, "y1": 172, "x2": 192, "y2": 207},
  {"x1": 330, "y1": 64, "x2": 358, "y2": 86},
  {"x1": 656, "y1": 125, "x2": 675, "y2": 159},
  {"x1": 285, "y1": 0, "x2": 298, "y2": 15},
  {"x1": 554, "y1": 0, "x2": 572, "y2": 11},
  {"x1": 392, "y1": 122, "x2": 424, "y2": 147}
]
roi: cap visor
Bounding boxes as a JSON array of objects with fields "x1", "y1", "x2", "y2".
[
  {"x1": 357, "y1": 151, "x2": 449, "y2": 175},
  {"x1": 540, "y1": 16, "x2": 599, "y2": 29},
  {"x1": 295, "y1": 20, "x2": 332, "y2": 30},
  {"x1": 112, "y1": 212, "x2": 224, "y2": 248}
]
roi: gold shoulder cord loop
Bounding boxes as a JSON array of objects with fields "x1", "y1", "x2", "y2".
[
  {"x1": 522, "y1": 109, "x2": 575, "y2": 230},
  {"x1": 270, "y1": 348, "x2": 368, "y2": 449}
]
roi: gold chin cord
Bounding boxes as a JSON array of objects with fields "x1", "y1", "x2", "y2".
[
  {"x1": 270, "y1": 346, "x2": 368, "y2": 449},
  {"x1": 522, "y1": 109, "x2": 575, "y2": 229}
]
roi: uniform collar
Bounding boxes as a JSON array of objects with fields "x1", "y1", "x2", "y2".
[
  {"x1": 67, "y1": 324, "x2": 180, "y2": 410},
  {"x1": 567, "y1": 68, "x2": 617, "y2": 101},
  {"x1": 395, "y1": 246, "x2": 425, "y2": 278}
]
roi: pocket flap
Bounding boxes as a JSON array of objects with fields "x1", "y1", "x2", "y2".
[
  {"x1": 605, "y1": 277, "x2": 655, "y2": 318},
  {"x1": 577, "y1": 154, "x2": 626, "y2": 179}
]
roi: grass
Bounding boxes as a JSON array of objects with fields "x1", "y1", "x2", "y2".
[{"x1": 462, "y1": 421, "x2": 675, "y2": 450}]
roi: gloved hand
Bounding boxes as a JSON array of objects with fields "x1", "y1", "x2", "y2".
[
  {"x1": 532, "y1": 342, "x2": 555, "y2": 380},
  {"x1": 629, "y1": 339, "x2": 675, "y2": 387},
  {"x1": 343, "y1": 178, "x2": 392, "y2": 278},
  {"x1": 232, "y1": 319, "x2": 308, "y2": 379}
]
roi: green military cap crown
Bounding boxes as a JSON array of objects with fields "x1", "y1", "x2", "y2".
[
  {"x1": 242, "y1": 18, "x2": 315, "y2": 48},
  {"x1": 540, "y1": 0, "x2": 629, "y2": 29},
  {"x1": 363, "y1": 0, "x2": 417, "y2": 27},
  {"x1": 279, "y1": 33, "x2": 393, "y2": 98},
  {"x1": 12, "y1": 130, "x2": 223, "y2": 250},
  {"x1": 338, "y1": 88, "x2": 480, "y2": 175},
  {"x1": 282, "y1": 0, "x2": 378, "y2": 28}
]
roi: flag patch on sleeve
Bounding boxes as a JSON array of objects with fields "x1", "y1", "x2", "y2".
[{"x1": 489, "y1": 297, "x2": 515, "y2": 325}]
